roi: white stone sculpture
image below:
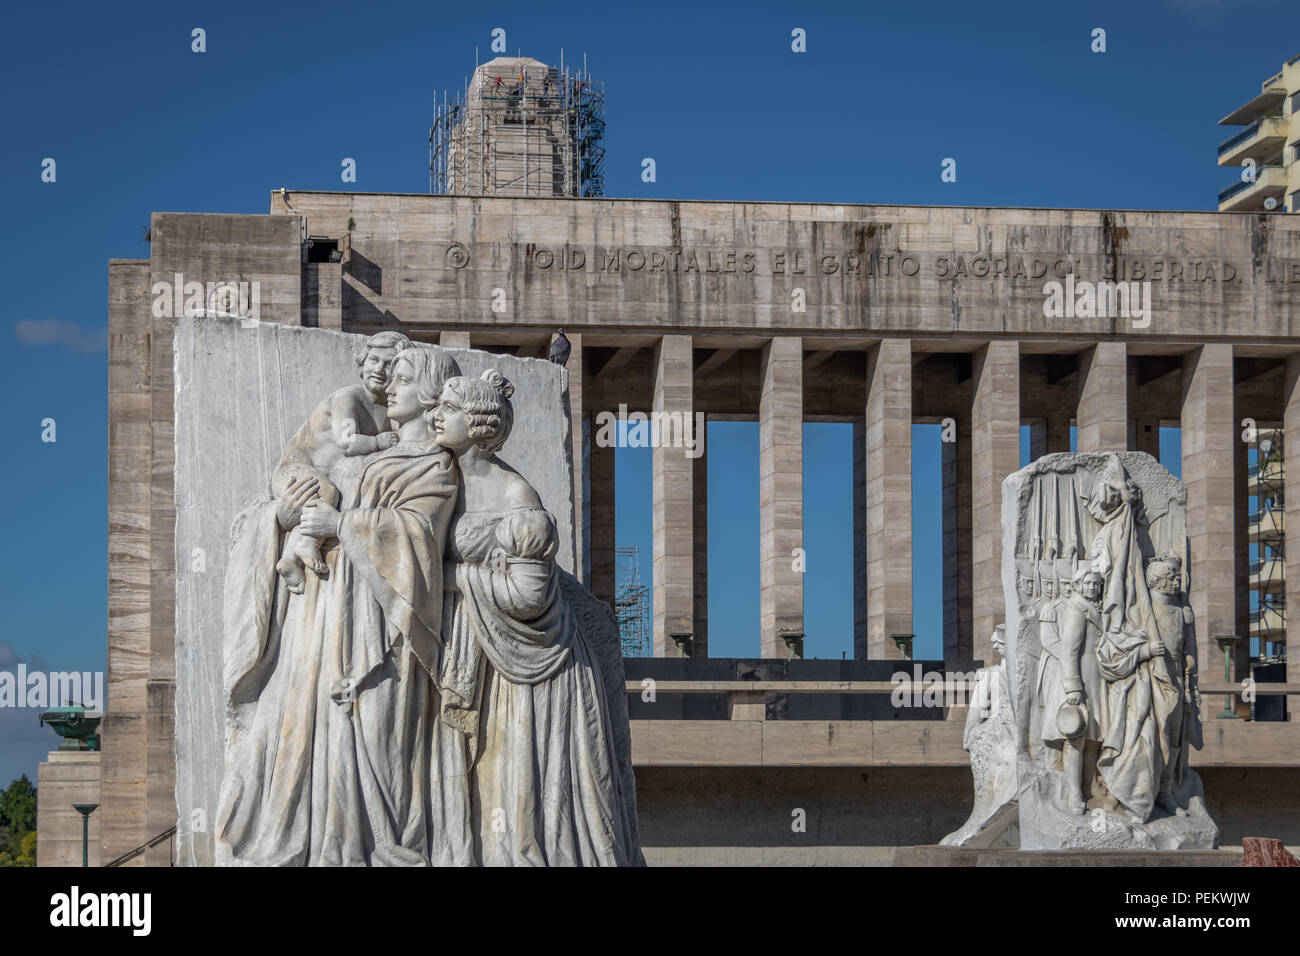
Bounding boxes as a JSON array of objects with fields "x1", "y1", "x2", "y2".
[
  {"x1": 270, "y1": 331, "x2": 411, "y2": 594},
  {"x1": 210, "y1": 334, "x2": 643, "y2": 866},
  {"x1": 947, "y1": 451, "x2": 1218, "y2": 851},
  {"x1": 941, "y1": 625, "x2": 1018, "y2": 847},
  {"x1": 1001, "y1": 452, "x2": 1217, "y2": 850}
]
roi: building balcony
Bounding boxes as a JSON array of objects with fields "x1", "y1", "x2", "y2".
[
  {"x1": 1249, "y1": 507, "x2": 1285, "y2": 544},
  {"x1": 1250, "y1": 557, "x2": 1286, "y2": 594},
  {"x1": 1249, "y1": 456, "x2": 1285, "y2": 489},
  {"x1": 1217, "y1": 115, "x2": 1289, "y2": 167},
  {"x1": 1219, "y1": 87, "x2": 1287, "y2": 126},
  {"x1": 1219, "y1": 165, "x2": 1289, "y2": 211},
  {"x1": 1250, "y1": 603, "x2": 1286, "y2": 641}
]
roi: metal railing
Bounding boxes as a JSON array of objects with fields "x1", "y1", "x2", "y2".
[
  {"x1": 1219, "y1": 120, "x2": 1262, "y2": 154},
  {"x1": 104, "y1": 826, "x2": 176, "y2": 868},
  {"x1": 1220, "y1": 167, "x2": 1284, "y2": 203}
]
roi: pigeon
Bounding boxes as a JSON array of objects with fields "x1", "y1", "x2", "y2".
[{"x1": 549, "y1": 328, "x2": 572, "y2": 366}]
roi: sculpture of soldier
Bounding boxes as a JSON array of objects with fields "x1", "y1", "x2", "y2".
[
  {"x1": 1015, "y1": 559, "x2": 1038, "y2": 605},
  {"x1": 1036, "y1": 568, "x2": 1106, "y2": 814},
  {"x1": 1145, "y1": 556, "x2": 1201, "y2": 814},
  {"x1": 1037, "y1": 561, "x2": 1059, "y2": 607}
]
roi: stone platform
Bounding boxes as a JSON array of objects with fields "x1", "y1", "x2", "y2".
[{"x1": 893, "y1": 846, "x2": 1243, "y2": 866}]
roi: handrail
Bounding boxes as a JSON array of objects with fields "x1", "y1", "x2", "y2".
[
  {"x1": 104, "y1": 825, "x2": 176, "y2": 868},
  {"x1": 1219, "y1": 120, "x2": 1262, "y2": 154},
  {"x1": 1220, "y1": 166, "x2": 1284, "y2": 202}
]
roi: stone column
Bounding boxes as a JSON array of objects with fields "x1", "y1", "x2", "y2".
[
  {"x1": 589, "y1": 428, "x2": 617, "y2": 610},
  {"x1": 1028, "y1": 420, "x2": 1047, "y2": 461},
  {"x1": 971, "y1": 342, "x2": 1020, "y2": 664},
  {"x1": 862, "y1": 340, "x2": 913, "y2": 659},
  {"x1": 1046, "y1": 417, "x2": 1071, "y2": 454},
  {"x1": 1025, "y1": 416, "x2": 1070, "y2": 460},
  {"x1": 1128, "y1": 359, "x2": 1161, "y2": 459},
  {"x1": 1231, "y1": 394, "x2": 1250, "y2": 718},
  {"x1": 853, "y1": 419, "x2": 867, "y2": 657},
  {"x1": 653, "y1": 335, "x2": 694, "y2": 657},
  {"x1": 1133, "y1": 420, "x2": 1161, "y2": 457},
  {"x1": 105, "y1": 260, "x2": 152, "y2": 865},
  {"x1": 564, "y1": 333, "x2": 588, "y2": 584},
  {"x1": 1076, "y1": 342, "x2": 1128, "y2": 453},
  {"x1": 759, "y1": 337, "x2": 804, "y2": 658},
  {"x1": 1284, "y1": 356, "x2": 1300, "y2": 673},
  {"x1": 693, "y1": 417, "x2": 709, "y2": 657},
  {"x1": 37, "y1": 752, "x2": 101, "y2": 867},
  {"x1": 1181, "y1": 345, "x2": 1237, "y2": 688},
  {"x1": 942, "y1": 416, "x2": 974, "y2": 662}
]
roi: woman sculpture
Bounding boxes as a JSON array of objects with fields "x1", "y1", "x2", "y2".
[
  {"x1": 429, "y1": 369, "x2": 644, "y2": 866},
  {"x1": 216, "y1": 346, "x2": 461, "y2": 866}
]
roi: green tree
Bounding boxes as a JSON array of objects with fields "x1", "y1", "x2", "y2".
[
  {"x1": 0, "y1": 776, "x2": 36, "y2": 833},
  {"x1": 16, "y1": 830, "x2": 36, "y2": 866},
  {"x1": 0, "y1": 776, "x2": 37, "y2": 862}
]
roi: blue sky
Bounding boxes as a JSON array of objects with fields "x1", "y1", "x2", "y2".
[{"x1": 2, "y1": 0, "x2": 1296, "y2": 783}]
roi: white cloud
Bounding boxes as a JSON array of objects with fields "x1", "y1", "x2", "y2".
[
  {"x1": 0, "y1": 641, "x2": 47, "y2": 672},
  {"x1": 14, "y1": 319, "x2": 108, "y2": 352}
]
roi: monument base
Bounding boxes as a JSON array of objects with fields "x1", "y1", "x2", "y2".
[{"x1": 893, "y1": 846, "x2": 1240, "y2": 867}]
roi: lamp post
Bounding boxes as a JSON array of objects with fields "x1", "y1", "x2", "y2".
[
  {"x1": 891, "y1": 633, "x2": 916, "y2": 661},
  {"x1": 72, "y1": 803, "x2": 98, "y2": 867},
  {"x1": 1214, "y1": 634, "x2": 1241, "y2": 720}
]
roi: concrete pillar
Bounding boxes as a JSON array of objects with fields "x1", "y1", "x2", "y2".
[
  {"x1": 853, "y1": 418, "x2": 867, "y2": 657},
  {"x1": 564, "y1": 333, "x2": 588, "y2": 584},
  {"x1": 971, "y1": 342, "x2": 1020, "y2": 664},
  {"x1": 1230, "y1": 401, "x2": 1252, "y2": 719},
  {"x1": 1128, "y1": 359, "x2": 1161, "y2": 459},
  {"x1": 440, "y1": 331, "x2": 471, "y2": 348},
  {"x1": 37, "y1": 752, "x2": 101, "y2": 867},
  {"x1": 104, "y1": 261, "x2": 152, "y2": 865},
  {"x1": 653, "y1": 335, "x2": 694, "y2": 657},
  {"x1": 1047, "y1": 417, "x2": 1071, "y2": 454},
  {"x1": 1077, "y1": 342, "x2": 1128, "y2": 453},
  {"x1": 862, "y1": 340, "x2": 913, "y2": 659},
  {"x1": 759, "y1": 337, "x2": 804, "y2": 658},
  {"x1": 1133, "y1": 420, "x2": 1161, "y2": 457},
  {"x1": 693, "y1": 416, "x2": 709, "y2": 657},
  {"x1": 1284, "y1": 357, "x2": 1300, "y2": 676},
  {"x1": 589, "y1": 429, "x2": 616, "y2": 610},
  {"x1": 302, "y1": 261, "x2": 342, "y2": 331},
  {"x1": 943, "y1": 416, "x2": 973, "y2": 662},
  {"x1": 1028, "y1": 420, "x2": 1047, "y2": 461},
  {"x1": 1181, "y1": 345, "x2": 1237, "y2": 692},
  {"x1": 1028, "y1": 418, "x2": 1071, "y2": 459}
]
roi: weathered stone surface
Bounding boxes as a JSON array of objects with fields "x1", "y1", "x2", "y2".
[
  {"x1": 941, "y1": 627, "x2": 1018, "y2": 848},
  {"x1": 999, "y1": 451, "x2": 1219, "y2": 851},
  {"x1": 271, "y1": 192, "x2": 1300, "y2": 341},
  {"x1": 173, "y1": 315, "x2": 587, "y2": 865}
]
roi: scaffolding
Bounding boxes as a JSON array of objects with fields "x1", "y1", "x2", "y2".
[
  {"x1": 1249, "y1": 428, "x2": 1286, "y2": 660},
  {"x1": 429, "y1": 51, "x2": 606, "y2": 198},
  {"x1": 614, "y1": 546, "x2": 651, "y2": 658}
]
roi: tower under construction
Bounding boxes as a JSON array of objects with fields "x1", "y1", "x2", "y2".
[{"x1": 429, "y1": 53, "x2": 606, "y2": 198}]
